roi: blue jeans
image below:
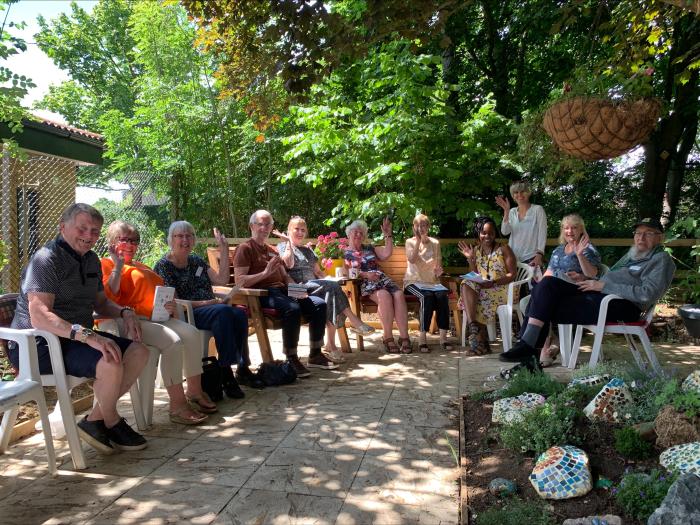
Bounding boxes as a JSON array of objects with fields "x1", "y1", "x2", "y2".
[
  {"x1": 193, "y1": 304, "x2": 249, "y2": 367},
  {"x1": 258, "y1": 287, "x2": 326, "y2": 355}
]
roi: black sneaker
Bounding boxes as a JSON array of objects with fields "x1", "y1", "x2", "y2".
[
  {"x1": 105, "y1": 418, "x2": 147, "y2": 451},
  {"x1": 307, "y1": 353, "x2": 339, "y2": 370},
  {"x1": 77, "y1": 417, "x2": 115, "y2": 455},
  {"x1": 224, "y1": 377, "x2": 245, "y2": 399},
  {"x1": 235, "y1": 367, "x2": 265, "y2": 389},
  {"x1": 287, "y1": 355, "x2": 311, "y2": 378},
  {"x1": 499, "y1": 340, "x2": 538, "y2": 362}
]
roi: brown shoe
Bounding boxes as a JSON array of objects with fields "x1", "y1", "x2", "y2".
[
  {"x1": 307, "y1": 353, "x2": 339, "y2": 370},
  {"x1": 287, "y1": 355, "x2": 311, "y2": 378}
]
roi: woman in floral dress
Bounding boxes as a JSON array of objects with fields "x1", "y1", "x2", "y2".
[{"x1": 459, "y1": 216, "x2": 517, "y2": 355}]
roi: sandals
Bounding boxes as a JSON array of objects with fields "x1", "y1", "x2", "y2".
[
  {"x1": 418, "y1": 343, "x2": 431, "y2": 353},
  {"x1": 383, "y1": 337, "x2": 400, "y2": 353},
  {"x1": 349, "y1": 323, "x2": 375, "y2": 336},
  {"x1": 186, "y1": 394, "x2": 218, "y2": 414},
  {"x1": 399, "y1": 338, "x2": 412, "y2": 354},
  {"x1": 170, "y1": 405, "x2": 208, "y2": 425},
  {"x1": 324, "y1": 348, "x2": 347, "y2": 364}
]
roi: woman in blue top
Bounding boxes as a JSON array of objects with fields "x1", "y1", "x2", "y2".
[{"x1": 538, "y1": 213, "x2": 600, "y2": 365}]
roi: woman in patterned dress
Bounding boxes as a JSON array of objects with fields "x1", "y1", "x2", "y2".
[
  {"x1": 459, "y1": 216, "x2": 517, "y2": 355},
  {"x1": 344, "y1": 218, "x2": 411, "y2": 353},
  {"x1": 275, "y1": 216, "x2": 375, "y2": 363}
]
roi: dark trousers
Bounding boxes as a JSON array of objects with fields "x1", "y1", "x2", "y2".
[
  {"x1": 522, "y1": 276, "x2": 642, "y2": 350},
  {"x1": 193, "y1": 304, "x2": 250, "y2": 367},
  {"x1": 404, "y1": 285, "x2": 450, "y2": 332},
  {"x1": 258, "y1": 287, "x2": 327, "y2": 354}
]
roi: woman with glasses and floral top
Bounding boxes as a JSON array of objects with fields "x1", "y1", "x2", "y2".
[
  {"x1": 153, "y1": 221, "x2": 262, "y2": 402},
  {"x1": 101, "y1": 220, "x2": 211, "y2": 424}
]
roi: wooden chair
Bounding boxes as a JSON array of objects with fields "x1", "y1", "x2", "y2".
[
  {"x1": 206, "y1": 246, "x2": 351, "y2": 359},
  {"x1": 341, "y1": 246, "x2": 462, "y2": 351}
]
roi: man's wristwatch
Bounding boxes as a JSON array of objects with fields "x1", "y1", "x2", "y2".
[
  {"x1": 70, "y1": 324, "x2": 82, "y2": 341},
  {"x1": 120, "y1": 306, "x2": 135, "y2": 317},
  {"x1": 78, "y1": 327, "x2": 95, "y2": 343}
]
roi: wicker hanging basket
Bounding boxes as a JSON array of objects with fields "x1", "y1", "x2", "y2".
[{"x1": 542, "y1": 97, "x2": 661, "y2": 161}]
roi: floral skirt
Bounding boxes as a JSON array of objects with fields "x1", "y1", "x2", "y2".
[
  {"x1": 360, "y1": 271, "x2": 400, "y2": 297},
  {"x1": 462, "y1": 280, "x2": 511, "y2": 325}
]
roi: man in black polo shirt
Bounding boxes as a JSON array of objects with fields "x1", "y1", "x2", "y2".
[{"x1": 9, "y1": 203, "x2": 149, "y2": 454}]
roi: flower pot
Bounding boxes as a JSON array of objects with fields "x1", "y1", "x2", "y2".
[
  {"x1": 678, "y1": 304, "x2": 700, "y2": 338},
  {"x1": 324, "y1": 258, "x2": 344, "y2": 277}
]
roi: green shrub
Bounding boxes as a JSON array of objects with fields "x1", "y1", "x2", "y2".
[
  {"x1": 497, "y1": 369, "x2": 565, "y2": 399},
  {"x1": 475, "y1": 496, "x2": 555, "y2": 525},
  {"x1": 551, "y1": 383, "x2": 601, "y2": 411},
  {"x1": 613, "y1": 469, "x2": 677, "y2": 521},
  {"x1": 613, "y1": 426, "x2": 654, "y2": 459},
  {"x1": 654, "y1": 380, "x2": 700, "y2": 419},
  {"x1": 624, "y1": 374, "x2": 672, "y2": 423},
  {"x1": 499, "y1": 402, "x2": 580, "y2": 455}
]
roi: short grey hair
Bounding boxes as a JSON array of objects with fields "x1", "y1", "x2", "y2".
[
  {"x1": 60, "y1": 203, "x2": 103, "y2": 225},
  {"x1": 249, "y1": 209, "x2": 273, "y2": 226},
  {"x1": 345, "y1": 219, "x2": 369, "y2": 239},
  {"x1": 167, "y1": 220, "x2": 196, "y2": 247},
  {"x1": 509, "y1": 180, "x2": 531, "y2": 198}
]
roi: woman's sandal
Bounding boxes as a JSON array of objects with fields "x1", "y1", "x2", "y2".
[
  {"x1": 383, "y1": 337, "x2": 400, "y2": 353},
  {"x1": 440, "y1": 342, "x2": 454, "y2": 352},
  {"x1": 418, "y1": 343, "x2": 431, "y2": 353},
  {"x1": 399, "y1": 338, "x2": 412, "y2": 354},
  {"x1": 186, "y1": 394, "x2": 218, "y2": 414},
  {"x1": 170, "y1": 405, "x2": 208, "y2": 425}
]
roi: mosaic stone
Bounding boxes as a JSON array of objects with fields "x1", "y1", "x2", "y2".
[
  {"x1": 583, "y1": 378, "x2": 633, "y2": 423},
  {"x1": 681, "y1": 370, "x2": 700, "y2": 395},
  {"x1": 488, "y1": 477, "x2": 517, "y2": 497},
  {"x1": 659, "y1": 442, "x2": 700, "y2": 475},
  {"x1": 492, "y1": 393, "x2": 546, "y2": 424},
  {"x1": 529, "y1": 445, "x2": 592, "y2": 500},
  {"x1": 569, "y1": 374, "x2": 611, "y2": 388}
]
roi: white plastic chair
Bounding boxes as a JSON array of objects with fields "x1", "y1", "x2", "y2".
[
  {"x1": 0, "y1": 329, "x2": 57, "y2": 475},
  {"x1": 565, "y1": 294, "x2": 661, "y2": 372},
  {"x1": 461, "y1": 262, "x2": 534, "y2": 349},
  {"x1": 175, "y1": 300, "x2": 214, "y2": 358}
]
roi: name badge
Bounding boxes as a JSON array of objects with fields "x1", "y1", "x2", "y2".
[
  {"x1": 629, "y1": 265, "x2": 641, "y2": 272},
  {"x1": 195, "y1": 266, "x2": 203, "y2": 277}
]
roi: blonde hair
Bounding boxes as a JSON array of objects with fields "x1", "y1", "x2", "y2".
[
  {"x1": 167, "y1": 221, "x2": 196, "y2": 247},
  {"x1": 558, "y1": 213, "x2": 587, "y2": 244},
  {"x1": 509, "y1": 180, "x2": 531, "y2": 199},
  {"x1": 413, "y1": 213, "x2": 430, "y2": 228},
  {"x1": 106, "y1": 221, "x2": 140, "y2": 246},
  {"x1": 287, "y1": 216, "x2": 307, "y2": 233}
]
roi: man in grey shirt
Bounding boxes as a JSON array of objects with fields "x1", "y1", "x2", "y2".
[
  {"x1": 501, "y1": 218, "x2": 675, "y2": 368},
  {"x1": 9, "y1": 203, "x2": 149, "y2": 454}
]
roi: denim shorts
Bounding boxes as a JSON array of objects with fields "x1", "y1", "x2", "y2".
[{"x1": 8, "y1": 330, "x2": 133, "y2": 378}]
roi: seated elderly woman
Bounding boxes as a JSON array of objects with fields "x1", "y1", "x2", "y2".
[
  {"x1": 101, "y1": 221, "x2": 211, "y2": 424},
  {"x1": 538, "y1": 213, "x2": 601, "y2": 366},
  {"x1": 153, "y1": 221, "x2": 262, "y2": 401},
  {"x1": 344, "y1": 218, "x2": 411, "y2": 353},
  {"x1": 501, "y1": 218, "x2": 676, "y2": 371},
  {"x1": 276, "y1": 216, "x2": 375, "y2": 363},
  {"x1": 404, "y1": 213, "x2": 452, "y2": 353},
  {"x1": 459, "y1": 216, "x2": 517, "y2": 355}
]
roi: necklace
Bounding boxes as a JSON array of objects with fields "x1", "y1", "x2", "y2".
[{"x1": 481, "y1": 244, "x2": 498, "y2": 281}]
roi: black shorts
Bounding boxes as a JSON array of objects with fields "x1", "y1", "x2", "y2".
[{"x1": 8, "y1": 330, "x2": 133, "y2": 378}]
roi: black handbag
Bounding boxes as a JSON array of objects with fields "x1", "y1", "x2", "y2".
[
  {"x1": 201, "y1": 356, "x2": 224, "y2": 401},
  {"x1": 256, "y1": 360, "x2": 297, "y2": 386}
]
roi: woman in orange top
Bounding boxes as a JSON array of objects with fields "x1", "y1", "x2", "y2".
[{"x1": 101, "y1": 221, "x2": 214, "y2": 424}]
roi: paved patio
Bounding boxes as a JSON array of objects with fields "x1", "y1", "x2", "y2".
[{"x1": 1, "y1": 329, "x2": 698, "y2": 524}]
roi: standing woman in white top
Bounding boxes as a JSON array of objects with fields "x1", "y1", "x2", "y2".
[
  {"x1": 496, "y1": 180, "x2": 547, "y2": 269},
  {"x1": 404, "y1": 214, "x2": 453, "y2": 353}
]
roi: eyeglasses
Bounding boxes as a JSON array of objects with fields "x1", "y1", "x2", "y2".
[
  {"x1": 633, "y1": 231, "x2": 661, "y2": 238},
  {"x1": 253, "y1": 222, "x2": 273, "y2": 228},
  {"x1": 173, "y1": 233, "x2": 194, "y2": 240},
  {"x1": 117, "y1": 238, "x2": 139, "y2": 245}
]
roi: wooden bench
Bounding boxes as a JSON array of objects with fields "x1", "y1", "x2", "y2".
[
  {"x1": 341, "y1": 245, "x2": 462, "y2": 351},
  {"x1": 206, "y1": 246, "x2": 352, "y2": 359}
]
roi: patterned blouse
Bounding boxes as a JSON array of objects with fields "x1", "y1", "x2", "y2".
[
  {"x1": 548, "y1": 244, "x2": 601, "y2": 281},
  {"x1": 153, "y1": 253, "x2": 214, "y2": 301}
]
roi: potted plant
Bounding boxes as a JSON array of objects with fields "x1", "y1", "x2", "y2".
[{"x1": 314, "y1": 232, "x2": 349, "y2": 276}]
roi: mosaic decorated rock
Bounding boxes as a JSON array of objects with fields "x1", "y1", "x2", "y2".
[
  {"x1": 562, "y1": 516, "x2": 622, "y2": 525},
  {"x1": 492, "y1": 393, "x2": 546, "y2": 424},
  {"x1": 488, "y1": 477, "x2": 517, "y2": 497},
  {"x1": 529, "y1": 445, "x2": 592, "y2": 500},
  {"x1": 568, "y1": 374, "x2": 611, "y2": 388},
  {"x1": 681, "y1": 370, "x2": 700, "y2": 394},
  {"x1": 659, "y1": 442, "x2": 700, "y2": 475},
  {"x1": 583, "y1": 378, "x2": 632, "y2": 422}
]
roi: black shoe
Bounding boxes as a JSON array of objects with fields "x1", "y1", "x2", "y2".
[
  {"x1": 287, "y1": 355, "x2": 311, "y2": 378},
  {"x1": 77, "y1": 417, "x2": 115, "y2": 455},
  {"x1": 499, "y1": 340, "x2": 538, "y2": 362},
  {"x1": 236, "y1": 367, "x2": 265, "y2": 389},
  {"x1": 224, "y1": 377, "x2": 245, "y2": 399},
  {"x1": 105, "y1": 418, "x2": 147, "y2": 451}
]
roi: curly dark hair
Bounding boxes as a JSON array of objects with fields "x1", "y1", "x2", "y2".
[{"x1": 472, "y1": 216, "x2": 498, "y2": 238}]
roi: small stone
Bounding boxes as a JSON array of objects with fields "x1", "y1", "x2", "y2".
[
  {"x1": 488, "y1": 477, "x2": 517, "y2": 497},
  {"x1": 492, "y1": 392, "x2": 546, "y2": 424},
  {"x1": 583, "y1": 378, "x2": 633, "y2": 423},
  {"x1": 648, "y1": 473, "x2": 700, "y2": 525},
  {"x1": 529, "y1": 445, "x2": 592, "y2": 500},
  {"x1": 562, "y1": 515, "x2": 621, "y2": 525},
  {"x1": 659, "y1": 441, "x2": 700, "y2": 475}
]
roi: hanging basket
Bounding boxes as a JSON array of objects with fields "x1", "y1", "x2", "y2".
[{"x1": 542, "y1": 97, "x2": 661, "y2": 161}]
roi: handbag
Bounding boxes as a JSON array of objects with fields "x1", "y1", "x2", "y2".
[
  {"x1": 256, "y1": 360, "x2": 297, "y2": 387},
  {"x1": 200, "y1": 356, "x2": 224, "y2": 401}
]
